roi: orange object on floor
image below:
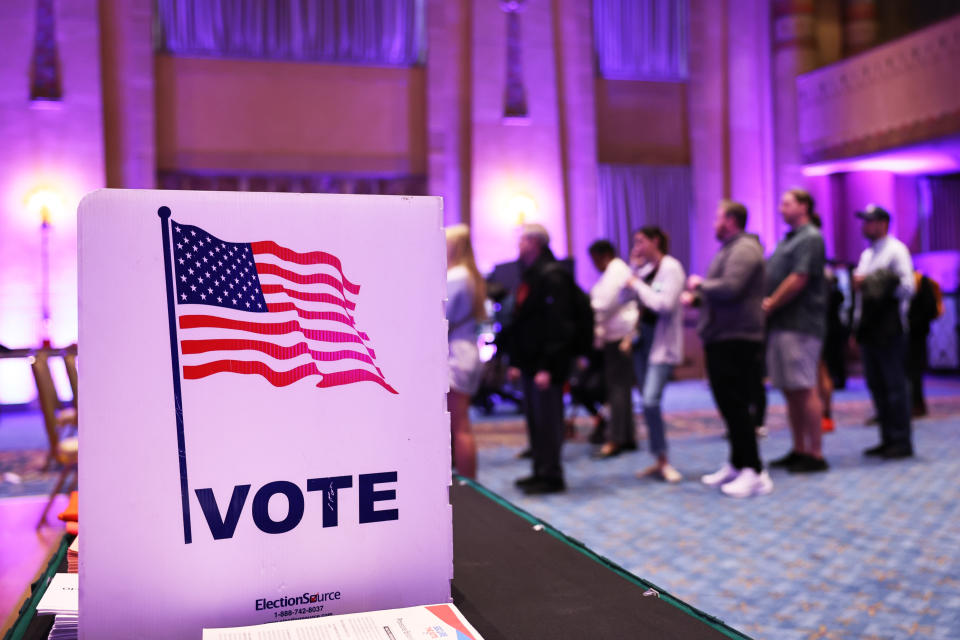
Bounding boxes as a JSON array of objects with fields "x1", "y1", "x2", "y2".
[
  {"x1": 58, "y1": 491, "x2": 79, "y2": 522},
  {"x1": 821, "y1": 416, "x2": 835, "y2": 433}
]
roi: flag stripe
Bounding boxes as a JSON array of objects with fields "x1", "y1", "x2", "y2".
[
  {"x1": 182, "y1": 360, "x2": 320, "y2": 386},
  {"x1": 265, "y1": 301, "x2": 370, "y2": 340},
  {"x1": 256, "y1": 262, "x2": 352, "y2": 297},
  {"x1": 260, "y1": 283, "x2": 356, "y2": 311},
  {"x1": 179, "y1": 315, "x2": 377, "y2": 359},
  {"x1": 180, "y1": 339, "x2": 383, "y2": 372},
  {"x1": 251, "y1": 241, "x2": 360, "y2": 295},
  {"x1": 315, "y1": 368, "x2": 398, "y2": 394}
]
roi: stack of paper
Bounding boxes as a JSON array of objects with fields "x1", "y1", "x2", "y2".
[
  {"x1": 36, "y1": 573, "x2": 78, "y2": 640},
  {"x1": 203, "y1": 603, "x2": 484, "y2": 640},
  {"x1": 67, "y1": 537, "x2": 79, "y2": 574},
  {"x1": 203, "y1": 604, "x2": 483, "y2": 640}
]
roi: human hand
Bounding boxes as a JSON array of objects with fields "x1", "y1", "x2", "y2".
[
  {"x1": 761, "y1": 297, "x2": 774, "y2": 314},
  {"x1": 852, "y1": 274, "x2": 865, "y2": 291},
  {"x1": 618, "y1": 336, "x2": 632, "y2": 354},
  {"x1": 686, "y1": 274, "x2": 703, "y2": 291},
  {"x1": 680, "y1": 291, "x2": 695, "y2": 307},
  {"x1": 507, "y1": 366, "x2": 522, "y2": 382},
  {"x1": 534, "y1": 370, "x2": 551, "y2": 390}
]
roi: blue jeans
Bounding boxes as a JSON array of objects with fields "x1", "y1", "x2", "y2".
[{"x1": 633, "y1": 326, "x2": 673, "y2": 456}]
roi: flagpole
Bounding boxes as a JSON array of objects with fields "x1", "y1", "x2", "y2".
[{"x1": 158, "y1": 206, "x2": 193, "y2": 544}]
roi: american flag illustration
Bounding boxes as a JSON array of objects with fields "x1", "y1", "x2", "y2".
[{"x1": 169, "y1": 220, "x2": 397, "y2": 394}]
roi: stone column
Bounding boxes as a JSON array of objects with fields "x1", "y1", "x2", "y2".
[
  {"x1": 844, "y1": 0, "x2": 878, "y2": 56},
  {"x1": 100, "y1": 0, "x2": 155, "y2": 188},
  {"x1": 687, "y1": 0, "x2": 729, "y2": 275},
  {"x1": 469, "y1": 0, "x2": 567, "y2": 273},
  {"x1": 553, "y1": 0, "x2": 598, "y2": 286},
  {"x1": 426, "y1": 0, "x2": 471, "y2": 226},
  {"x1": 771, "y1": 0, "x2": 818, "y2": 239}
]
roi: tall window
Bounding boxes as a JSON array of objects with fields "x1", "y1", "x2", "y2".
[
  {"x1": 593, "y1": 0, "x2": 689, "y2": 81},
  {"x1": 918, "y1": 174, "x2": 960, "y2": 252},
  {"x1": 155, "y1": 0, "x2": 425, "y2": 66}
]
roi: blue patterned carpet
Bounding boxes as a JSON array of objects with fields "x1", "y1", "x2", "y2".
[{"x1": 473, "y1": 377, "x2": 960, "y2": 640}]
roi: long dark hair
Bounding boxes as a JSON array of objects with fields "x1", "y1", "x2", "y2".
[{"x1": 636, "y1": 226, "x2": 669, "y2": 255}]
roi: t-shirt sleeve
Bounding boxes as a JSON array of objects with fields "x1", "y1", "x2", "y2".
[{"x1": 791, "y1": 233, "x2": 825, "y2": 276}]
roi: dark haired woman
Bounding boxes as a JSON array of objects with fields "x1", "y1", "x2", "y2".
[{"x1": 627, "y1": 226, "x2": 686, "y2": 483}]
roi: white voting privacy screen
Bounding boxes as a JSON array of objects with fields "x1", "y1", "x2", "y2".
[{"x1": 78, "y1": 190, "x2": 451, "y2": 639}]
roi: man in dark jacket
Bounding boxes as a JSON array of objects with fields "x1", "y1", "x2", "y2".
[
  {"x1": 502, "y1": 223, "x2": 577, "y2": 494},
  {"x1": 686, "y1": 200, "x2": 773, "y2": 498}
]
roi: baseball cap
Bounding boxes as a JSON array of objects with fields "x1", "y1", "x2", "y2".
[{"x1": 855, "y1": 204, "x2": 891, "y2": 222}]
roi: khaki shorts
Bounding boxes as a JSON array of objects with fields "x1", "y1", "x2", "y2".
[{"x1": 766, "y1": 330, "x2": 822, "y2": 391}]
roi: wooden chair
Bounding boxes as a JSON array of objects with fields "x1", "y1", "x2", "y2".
[
  {"x1": 64, "y1": 348, "x2": 79, "y2": 409},
  {"x1": 30, "y1": 350, "x2": 79, "y2": 527}
]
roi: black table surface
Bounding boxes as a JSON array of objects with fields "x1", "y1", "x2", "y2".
[
  {"x1": 7, "y1": 481, "x2": 747, "y2": 640},
  {"x1": 450, "y1": 480, "x2": 744, "y2": 639}
]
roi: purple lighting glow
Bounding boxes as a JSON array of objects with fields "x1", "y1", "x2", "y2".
[{"x1": 804, "y1": 135, "x2": 960, "y2": 176}]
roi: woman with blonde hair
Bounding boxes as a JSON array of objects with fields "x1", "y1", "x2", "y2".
[{"x1": 446, "y1": 224, "x2": 486, "y2": 478}]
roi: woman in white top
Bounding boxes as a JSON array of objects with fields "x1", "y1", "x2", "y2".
[
  {"x1": 446, "y1": 224, "x2": 486, "y2": 479},
  {"x1": 627, "y1": 226, "x2": 686, "y2": 483}
]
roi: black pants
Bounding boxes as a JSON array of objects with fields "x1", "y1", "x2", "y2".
[
  {"x1": 523, "y1": 376, "x2": 565, "y2": 482},
  {"x1": 907, "y1": 332, "x2": 929, "y2": 414},
  {"x1": 705, "y1": 340, "x2": 763, "y2": 472},
  {"x1": 603, "y1": 341, "x2": 636, "y2": 446},
  {"x1": 861, "y1": 334, "x2": 913, "y2": 449}
]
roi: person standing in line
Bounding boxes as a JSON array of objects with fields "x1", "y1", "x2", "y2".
[
  {"x1": 908, "y1": 270, "x2": 943, "y2": 417},
  {"x1": 588, "y1": 240, "x2": 639, "y2": 459},
  {"x1": 764, "y1": 188, "x2": 829, "y2": 474},
  {"x1": 501, "y1": 224, "x2": 577, "y2": 494},
  {"x1": 854, "y1": 205, "x2": 916, "y2": 459},
  {"x1": 687, "y1": 200, "x2": 773, "y2": 498},
  {"x1": 445, "y1": 224, "x2": 486, "y2": 479},
  {"x1": 626, "y1": 226, "x2": 685, "y2": 483}
]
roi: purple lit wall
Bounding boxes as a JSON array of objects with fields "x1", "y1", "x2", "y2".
[{"x1": 0, "y1": 1, "x2": 105, "y2": 403}]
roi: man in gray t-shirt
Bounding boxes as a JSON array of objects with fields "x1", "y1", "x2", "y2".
[{"x1": 762, "y1": 189, "x2": 828, "y2": 474}]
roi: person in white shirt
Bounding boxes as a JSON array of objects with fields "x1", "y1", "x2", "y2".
[
  {"x1": 588, "y1": 240, "x2": 639, "y2": 458},
  {"x1": 626, "y1": 227, "x2": 685, "y2": 483},
  {"x1": 853, "y1": 205, "x2": 915, "y2": 459}
]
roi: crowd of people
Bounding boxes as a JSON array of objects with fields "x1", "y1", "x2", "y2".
[{"x1": 445, "y1": 189, "x2": 942, "y2": 497}]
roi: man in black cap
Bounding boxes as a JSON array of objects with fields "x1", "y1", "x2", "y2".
[{"x1": 853, "y1": 204, "x2": 915, "y2": 459}]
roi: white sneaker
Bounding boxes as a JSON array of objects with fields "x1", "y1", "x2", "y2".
[
  {"x1": 660, "y1": 463, "x2": 683, "y2": 484},
  {"x1": 701, "y1": 463, "x2": 738, "y2": 487},
  {"x1": 720, "y1": 468, "x2": 774, "y2": 498}
]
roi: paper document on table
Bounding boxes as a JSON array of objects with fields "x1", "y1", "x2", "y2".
[
  {"x1": 203, "y1": 602, "x2": 483, "y2": 640},
  {"x1": 37, "y1": 573, "x2": 79, "y2": 615}
]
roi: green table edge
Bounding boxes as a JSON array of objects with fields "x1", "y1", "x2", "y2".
[
  {"x1": 2, "y1": 533, "x2": 73, "y2": 640},
  {"x1": 454, "y1": 475, "x2": 753, "y2": 640}
]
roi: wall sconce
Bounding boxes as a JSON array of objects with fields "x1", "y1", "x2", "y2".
[
  {"x1": 505, "y1": 193, "x2": 537, "y2": 226},
  {"x1": 26, "y1": 188, "x2": 64, "y2": 347}
]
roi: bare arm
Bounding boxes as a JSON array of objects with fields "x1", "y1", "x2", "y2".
[{"x1": 762, "y1": 272, "x2": 808, "y2": 313}]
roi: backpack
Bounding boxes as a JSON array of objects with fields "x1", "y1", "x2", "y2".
[{"x1": 544, "y1": 263, "x2": 594, "y2": 357}]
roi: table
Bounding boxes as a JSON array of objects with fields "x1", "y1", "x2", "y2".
[{"x1": 3, "y1": 480, "x2": 749, "y2": 639}]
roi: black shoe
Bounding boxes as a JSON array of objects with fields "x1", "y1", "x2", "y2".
[
  {"x1": 788, "y1": 454, "x2": 829, "y2": 473},
  {"x1": 517, "y1": 448, "x2": 532, "y2": 459},
  {"x1": 521, "y1": 478, "x2": 566, "y2": 495},
  {"x1": 863, "y1": 443, "x2": 887, "y2": 457},
  {"x1": 770, "y1": 450, "x2": 802, "y2": 468},
  {"x1": 881, "y1": 445, "x2": 914, "y2": 460},
  {"x1": 514, "y1": 475, "x2": 541, "y2": 488},
  {"x1": 587, "y1": 419, "x2": 607, "y2": 445},
  {"x1": 620, "y1": 441, "x2": 639, "y2": 451}
]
